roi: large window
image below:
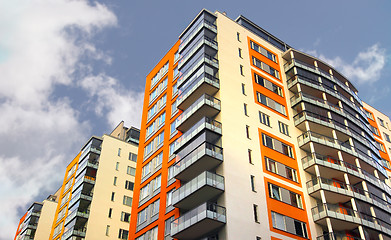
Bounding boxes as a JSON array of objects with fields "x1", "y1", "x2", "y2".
[
  {"x1": 147, "y1": 94, "x2": 166, "y2": 120},
  {"x1": 257, "y1": 92, "x2": 286, "y2": 115},
  {"x1": 262, "y1": 133, "x2": 293, "y2": 158},
  {"x1": 250, "y1": 40, "x2": 277, "y2": 62},
  {"x1": 268, "y1": 183, "x2": 302, "y2": 209},
  {"x1": 144, "y1": 131, "x2": 165, "y2": 158},
  {"x1": 150, "y1": 61, "x2": 169, "y2": 89},
  {"x1": 252, "y1": 56, "x2": 280, "y2": 79},
  {"x1": 271, "y1": 212, "x2": 308, "y2": 238},
  {"x1": 254, "y1": 73, "x2": 283, "y2": 97},
  {"x1": 265, "y1": 157, "x2": 298, "y2": 182}
]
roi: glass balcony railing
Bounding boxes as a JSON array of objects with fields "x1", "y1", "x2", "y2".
[
  {"x1": 316, "y1": 232, "x2": 363, "y2": 240},
  {"x1": 172, "y1": 171, "x2": 224, "y2": 209},
  {"x1": 176, "y1": 94, "x2": 220, "y2": 131},
  {"x1": 177, "y1": 73, "x2": 219, "y2": 111},
  {"x1": 179, "y1": 54, "x2": 219, "y2": 88},
  {"x1": 171, "y1": 202, "x2": 226, "y2": 239},
  {"x1": 179, "y1": 18, "x2": 217, "y2": 53},
  {"x1": 312, "y1": 204, "x2": 391, "y2": 235},
  {"x1": 174, "y1": 117, "x2": 221, "y2": 153},
  {"x1": 180, "y1": 35, "x2": 218, "y2": 69},
  {"x1": 173, "y1": 142, "x2": 223, "y2": 181}
]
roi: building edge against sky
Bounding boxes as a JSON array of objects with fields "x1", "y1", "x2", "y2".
[
  {"x1": 129, "y1": 8, "x2": 391, "y2": 240},
  {"x1": 14, "y1": 121, "x2": 140, "y2": 240}
]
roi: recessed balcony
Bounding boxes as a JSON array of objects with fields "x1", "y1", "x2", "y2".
[
  {"x1": 174, "y1": 117, "x2": 221, "y2": 154},
  {"x1": 170, "y1": 203, "x2": 226, "y2": 240},
  {"x1": 174, "y1": 142, "x2": 223, "y2": 181},
  {"x1": 172, "y1": 171, "x2": 224, "y2": 210},
  {"x1": 176, "y1": 94, "x2": 220, "y2": 132},
  {"x1": 177, "y1": 73, "x2": 219, "y2": 112},
  {"x1": 179, "y1": 19, "x2": 217, "y2": 53},
  {"x1": 316, "y1": 232, "x2": 363, "y2": 240}
]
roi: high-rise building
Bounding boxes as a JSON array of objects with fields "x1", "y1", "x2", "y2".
[
  {"x1": 14, "y1": 194, "x2": 59, "y2": 240},
  {"x1": 129, "y1": 9, "x2": 391, "y2": 240},
  {"x1": 45, "y1": 121, "x2": 140, "y2": 240}
]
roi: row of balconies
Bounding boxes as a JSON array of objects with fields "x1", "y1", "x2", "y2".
[{"x1": 169, "y1": 13, "x2": 225, "y2": 239}]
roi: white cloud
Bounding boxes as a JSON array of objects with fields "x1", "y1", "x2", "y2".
[
  {"x1": 79, "y1": 74, "x2": 144, "y2": 128},
  {"x1": 307, "y1": 44, "x2": 386, "y2": 85},
  {"x1": 0, "y1": 0, "x2": 118, "y2": 239}
]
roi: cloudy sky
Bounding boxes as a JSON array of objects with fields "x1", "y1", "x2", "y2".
[{"x1": 0, "y1": 0, "x2": 390, "y2": 239}]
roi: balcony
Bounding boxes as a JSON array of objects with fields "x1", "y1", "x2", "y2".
[
  {"x1": 316, "y1": 232, "x2": 363, "y2": 240},
  {"x1": 312, "y1": 204, "x2": 391, "y2": 235},
  {"x1": 64, "y1": 209, "x2": 90, "y2": 227},
  {"x1": 172, "y1": 171, "x2": 224, "y2": 210},
  {"x1": 61, "y1": 227, "x2": 87, "y2": 240},
  {"x1": 170, "y1": 203, "x2": 226, "y2": 240},
  {"x1": 287, "y1": 75, "x2": 339, "y2": 100},
  {"x1": 179, "y1": 35, "x2": 218, "y2": 70},
  {"x1": 176, "y1": 94, "x2": 220, "y2": 132},
  {"x1": 177, "y1": 73, "x2": 219, "y2": 111},
  {"x1": 174, "y1": 142, "x2": 223, "y2": 181},
  {"x1": 179, "y1": 19, "x2": 217, "y2": 53},
  {"x1": 174, "y1": 117, "x2": 221, "y2": 154},
  {"x1": 68, "y1": 191, "x2": 93, "y2": 209},
  {"x1": 178, "y1": 54, "x2": 219, "y2": 89},
  {"x1": 72, "y1": 176, "x2": 96, "y2": 192}
]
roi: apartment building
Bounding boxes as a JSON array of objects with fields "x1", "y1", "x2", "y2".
[
  {"x1": 129, "y1": 9, "x2": 391, "y2": 240},
  {"x1": 44, "y1": 121, "x2": 140, "y2": 240},
  {"x1": 14, "y1": 194, "x2": 59, "y2": 240}
]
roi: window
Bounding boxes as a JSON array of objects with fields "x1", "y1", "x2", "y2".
[
  {"x1": 173, "y1": 66, "x2": 179, "y2": 78},
  {"x1": 118, "y1": 148, "x2": 121, "y2": 156},
  {"x1": 150, "y1": 61, "x2": 169, "y2": 89},
  {"x1": 244, "y1": 103, "x2": 248, "y2": 116},
  {"x1": 259, "y1": 111, "x2": 271, "y2": 127},
  {"x1": 375, "y1": 141, "x2": 385, "y2": 152},
  {"x1": 151, "y1": 199, "x2": 160, "y2": 216},
  {"x1": 246, "y1": 125, "x2": 250, "y2": 139},
  {"x1": 144, "y1": 131, "x2": 165, "y2": 158},
  {"x1": 385, "y1": 133, "x2": 391, "y2": 143},
  {"x1": 252, "y1": 56, "x2": 280, "y2": 79},
  {"x1": 262, "y1": 134, "x2": 293, "y2": 158},
  {"x1": 147, "y1": 94, "x2": 167, "y2": 120},
  {"x1": 170, "y1": 120, "x2": 177, "y2": 135},
  {"x1": 257, "y1": 92, "x2": 286, "y2": 115},
  {"x1": 240, "y1": 65, "x2": 244, "y2": 76},
  {"x1": 129, "y1": 152, "x2": 137, "y2": 162},
  {"x1": 115, "y1": 162, "x2": 119, "y2": 171},
  {"x1": 154, "y1": 152, "x2": 163, "y2": 167},
  {"x1": 106, "y1": 225, "x2": 110, "y2": 236},
  {"x1": 254, "y1": 73, "x2": 283, "y2": 97},
  {"x1": 268, "y1": 183, "x2": 303, "y2": 209},
  {"x1": 118, "y1": 229, "x2": 129, "y2": 239},
  {"x1": 369, "y1": 125, "x2": 379, "y2": 136},
  {"x1": 174, "y1": 51, "x2": 180, "y2": 62},
  {"x1": 137, "y1": 208, "x2": 147, "y2": 225},
  {"x1": 265, "y1": 157, "x2": 298, "y2": 182},
  {"x1": 237, "y1": 32, "x2": 240, "y2": 41},
  {"x1": 172, "y1": 82, "x2": 178, "y2": 97},
  {"x1": 140, "y1": 183, "x2": 150, "y2": 200},
  {"x1": 248, "y1": 149, "x2": 253, "y2": 164},
  {"x1": 111, "y1": 192, "x2": 115, "y2": 201},
  {"x1": 108, "y1": 208, "x2": 112, "y2": 218},
  {"x1": 169, "y1": 142, "x2": 175, "y2": 156},
  {"x1": 121, "y1": 212, "x2": 131, "y2": 222},
  {"x1": 279, "y1": 121, "x2": 289, "y2": 136},
  {"x1": 113, "y1": 176, "x2": 117, "y2": 186},
  {"x1": 165, "y1": 216, "x2": 174, "y2": 236},
  {"x1": 238, "y1": 48, "x2": 242, "y2": 58},
  {"x1": 171, "y1": 99, "x2": 178, "y2": 117},
  {"x1": 250, "y1": 175, "x2": 256, "y2": 192},
  {"x1": 142, "y1": 161, "x2": 151, "y2": 179},
  {"x1": 127, "y1": 166, "x2": 136, "y2": 176},
  {"x1": 378, "y1": 118, "x2": 385, "y2": 127},
  {"x1": 152, "y1": 175, "x2": 162, "y2": 191},
  {"x1": 250, "y1": 40, "x2": 277, "y2": 63},
  {"x1": 253, "y1": 204, "x2": 259, "y2": 223},
  {"x1": 364, "y1": 110, "x2": 374, "y2": 120},
  {"x1": 125, "y1": 180, "x2": 134, "y2": 191},
  {"x1": 166, "y1": 190, "x2": 173, "y2": 207},
  {"x1": 242, "y1": 83, "x2": 246, "y2": 95},
  {"x1": 167, "y1": 164, "x2": 175, "y2": 184},
  {"x1": 123, "y1": 196, "x2": 132, "y2": 207},
  {"x1": 271, "y1": 212, "x2": 308, "y2": 238}
]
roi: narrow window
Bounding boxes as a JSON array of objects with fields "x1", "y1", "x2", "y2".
[
  {"x1": 125, "y1": 180, "x2": 134, "y2": 190},
  {"x1": 259, "y1": 111, "x2": 271, "y2": 127},
  {"x1": 108, "y1": 208, "x2": 112, "y2": 218},
  {"x1": 238, "y1": 48, "x2": 242, "y2": 58},
  {"x1": 129, "y1": 152, "x2": 137, "y2": 162},
  {"x1": 106, "y1": 225, "x2": 110, "y2": 236},
  {"x1": 127, "y1": 166, "x2": 136, "y2": 176},
  {"x1": 240, "y1": 65, "x2": 244, "y2": 76},
  {"x1": 248, "y1": 149, "x2": 253, "y2": 164},
  {"x1": 244, "y1": 103, "x2": 248, "y2": 116},
  {"x1": 278, "y1": 121, "x2": 289, "y2": 136},
  {"x1": 237, "y1": 32, "x2": 240, "y2": 41},
  {"x1": 121, "y1": 212, "x2": 131, "y2": 222},
  {"x1": 118, "y1": 148, "x2": 121, "y2": 156},
  {"x1": 250, "y1": 175, "x2": 256, "y2": 192},
  {"x1": 113, "y1": 176, "x2": 117, "y2": 186},
  {"x1": 246, "y1": 125, "x2": 250, "y2": 139},
  {"x1": 253, "y1": 204, "x2": 259, "y2": 223},
  {"x1": 115, "y1": 162, "x2": 119, "y2": 171},
  {"x1": 111, "y1": 192, "x2": 115, "y2": 201},
  {"x1": 241, "y1": 83, "x2": 246, "y2": 95},
  {"x1": 123, "y1": 196, "x2": 132, "y2": 206}
]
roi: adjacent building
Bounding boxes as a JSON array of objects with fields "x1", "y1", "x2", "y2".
[{"x1": 129, "y1": 9, "x2": 391, "y2": 240}]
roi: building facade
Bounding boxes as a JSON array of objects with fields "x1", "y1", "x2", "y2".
[
  {"x1": 129, "y1": 9, "x2": 391, "y2": 240},
  {"x1": 46, "y1": 122, "x2": 140, "y2": 240}
]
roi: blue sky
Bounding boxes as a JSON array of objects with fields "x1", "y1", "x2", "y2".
[{"x1": 0, "y1": 0, "x2": 390, "y2": 239}]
